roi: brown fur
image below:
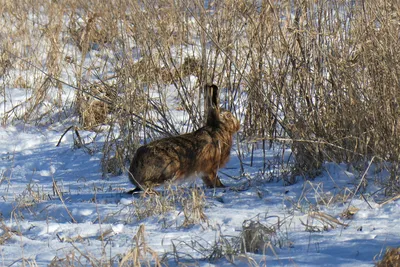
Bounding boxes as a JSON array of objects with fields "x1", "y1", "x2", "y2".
[{"x1": 128, "y1": 85, "x2": 240, "y2": 191}]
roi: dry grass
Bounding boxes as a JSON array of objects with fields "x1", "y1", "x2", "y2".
[
  {"x1": 0, "y1": 220, "x2": 18, "y2": 245},
  {"x1": 1, "y1": 1, "x2": 400, "y2": 191},
  {"x1": 376, "y1": 247, "x2": 400, "y2": 267},
  {"x1": 181, "y1": 187, "x2": 208, "y2": 227},
  {"x1": 166, "y1": 214, "x2": 290, "y2": 265},
  {"x1": 50, "y1": 223, "x2": 163, "y2": 266},
  {"x1": 119, "y1": 224, "x2": 163, "y2": 267},
  {"x1": 129, "y1": 185, "x2": 208, "y2": 228}
]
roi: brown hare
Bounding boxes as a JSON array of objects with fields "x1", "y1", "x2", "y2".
[{"x1": 128, "y1": 84, "x2": 240, "y2": 192}]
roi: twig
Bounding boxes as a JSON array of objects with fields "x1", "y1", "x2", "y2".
[
  {"x1": 247, "y1": 136, "x2": 384, "y2": 160},
  {"x1": 74, "y1": 127, "x2": 83, "y2": 148},
  {"x1": 351, "y1": 156, "x2": 375, "y2": 203},
  {"x1": 361, "y1": 193, "x2": 373, "y2": 209},
  {"x1": 379, "y1": 194, "x2": 400, "y2": 207},
  {"x1": 52, "y1": 176, "x2": 77, "y2": 223},
  {"x1": 3, "y1": 48, "x2": 172, "y2": 136},
  {"x1": 310, "y1": 211, "x2": 349, "y2": 227},
  {"x1": 56, "y1": 125, "x2": 74, "y2": 147}
]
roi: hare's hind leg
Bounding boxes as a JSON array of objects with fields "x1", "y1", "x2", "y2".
[{"x1": 201, "y1": 171, "x2": 225, "y2": 188}]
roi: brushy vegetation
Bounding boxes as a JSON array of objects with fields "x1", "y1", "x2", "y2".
[
  {"x1": 2, "y1": 0, "x2": 400, "y2": 194},
  {"x1": 2, "y1": 0, "x2": 400, "y2": 191}
]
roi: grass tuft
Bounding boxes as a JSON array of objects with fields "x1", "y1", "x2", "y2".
[{"x1": 376, "y1": 247, "x2": 400, "y2": 267}]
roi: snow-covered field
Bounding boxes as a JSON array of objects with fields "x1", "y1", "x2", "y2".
[
  {"x1": 0, "y1": 108, "x2": 399, "y2": 266},
  {"x1": 2, "y1": 1, "x2": 400, "y2": 266}
]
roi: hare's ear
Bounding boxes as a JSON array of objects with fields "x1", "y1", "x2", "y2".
[
  {"x1": 205, "y1": 84, "x2": 220, "y2": 126},
  {"x1": 210, "y1": 84, "x2": 219, "y2": 110}
]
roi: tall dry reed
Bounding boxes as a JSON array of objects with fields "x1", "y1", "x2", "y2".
[{"x1": 1, "y1": 0, "x2": 399, "y2": 192}]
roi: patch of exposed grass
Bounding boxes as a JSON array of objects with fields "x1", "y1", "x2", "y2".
[{"x1": 376, "y1": 247, "x2": 400, "y2": 267}]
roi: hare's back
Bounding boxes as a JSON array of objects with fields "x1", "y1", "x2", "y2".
[
  {"x1": 132, "y1": 134, "x2": 208, "y2": 183},
  {"x1": 130, "y1": 144, "x2": 180, "y2": 185}
]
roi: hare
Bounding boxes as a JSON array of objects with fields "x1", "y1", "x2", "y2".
[{"x1": 128, "y1": 84, "x2": 240, "y2": 192}]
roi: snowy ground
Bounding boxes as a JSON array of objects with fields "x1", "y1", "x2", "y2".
[
  {"x1": 0, "y1": 119, "x2": 399, "y2": 266},
  {"x1": 1, "y1": 3, "x2": 398, "y2": 266}
]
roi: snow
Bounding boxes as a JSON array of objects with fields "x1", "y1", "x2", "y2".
[
  {"x1": 1, "y1": 3, "x2": 399, "y2": 265},
  {"x1": 0, "y1": 119, "x2": 399, "y2": 266}
]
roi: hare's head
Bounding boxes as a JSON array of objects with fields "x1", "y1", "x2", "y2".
[
  {"x1": 220, "y1": 109, "x2": 240, "y2": 133},
  {"x1": 204, "y1": 84, "x2": 240, "y2": 133}
]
